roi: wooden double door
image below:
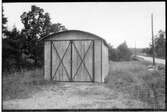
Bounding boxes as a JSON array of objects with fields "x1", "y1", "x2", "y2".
[{"x1": 50, "y1": 40, "x2": 95, "y2": 82}]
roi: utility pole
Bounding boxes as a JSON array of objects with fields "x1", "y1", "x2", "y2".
[{"x1": 151, "y1": 13, "x2": 155, "y2": 66}]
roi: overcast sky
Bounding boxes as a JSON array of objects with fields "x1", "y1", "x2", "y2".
[{"x1": 3, "y1": 2, "x2": 165, "y2": 48}]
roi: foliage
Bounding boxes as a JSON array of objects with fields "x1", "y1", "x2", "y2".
[
  {"x1": 2, "y1": 5, "x2": 67, "y2": 72},
  {"x1": 49, "y1": 23, "x2": 67, "y2": 33},
  {"x1": 2, "y1": 27, "x2": 26, "y2": 72},
  {"x1": 20, "y1": 5, "x2": 52, "y2": 66},
  {"x1": 20, "y1": 5, "x2": 68, "y2": 67},
  {"x1": 154, "y1": 30, "x2": 166, "y2": 58},
  {"x1": 129, "y1": 48, "x2": 143, "y2": 55},
  {"x1": 142, "y1": 30, "x2": 166, "y2": 58},
  {"x1": 2, "y1": 6, "x2": 8, "y2": 36},
  {"x1": 117, "y1": 41, "x2": 132, "y2": 61},
  {"x1": 108, "y1": 45, "x2": 119, "y2": 61},
  {"x1": 108, "y1": 42, "x2": 132, "y2": 61},
  {"x1": 142, "y1": 47, "x2": 152, "y2": 55}
]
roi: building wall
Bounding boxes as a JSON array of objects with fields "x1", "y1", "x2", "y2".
[
  {"x1": 102, "y1": 41, "x2": 109, "y2": 82},
  {"x1": 44, "y1": 41, "x2": 51, "y2": 80},
  {"x1": 94, "y1": 40, "x2": 102, "y2": 82}
]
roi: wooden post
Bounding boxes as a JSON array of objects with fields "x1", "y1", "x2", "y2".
[
  {"x1": 50, "y1": 41, "x2": 52, "y2": 80},
  {"x1": 70, "y1": 41, "x2": 73, "y2": 81},
  {"x1": 101, "y1": 40, "x2": 102, "y2": 83},
  {"x1": 151, "y1": 14, "x2": 155, "y2": 66},
  {"x1": 92, "y1": 40, "x2": 95, "y2": 82}
]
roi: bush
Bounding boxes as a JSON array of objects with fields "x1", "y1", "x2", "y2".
[
  {"x1": 108, "y1": 42, "x2": 132, "y2": 61},
  {"x1": 108, "y1": 46, "x2": 119, "y2": 61},
  {"x1": 117, "y1": 42, "x2": 132, "y2": 61}
]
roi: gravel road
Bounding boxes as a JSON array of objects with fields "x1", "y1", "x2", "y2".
[
  {"x1": 3, "y1": 82, "x2": 148, "y2": 109},
  {"x1": 137, "y1": 55, "x2": 165, "y2": 65}
]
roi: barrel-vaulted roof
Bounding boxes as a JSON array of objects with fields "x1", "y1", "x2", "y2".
[{"x1": 40, "y1": 30, "x2": 109, "y2": 47}]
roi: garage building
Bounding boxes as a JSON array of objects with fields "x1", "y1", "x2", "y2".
[{"x1": 41, "y1": 30, "x2": 109, "y2": 82}]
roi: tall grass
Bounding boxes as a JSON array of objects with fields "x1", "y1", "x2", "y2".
[
  {"x1": 2, "y1": 68, "x2": 52, "y2": 101},
  {"x1": 104, "y1": 61, "x2": 165, "y2": 109}
]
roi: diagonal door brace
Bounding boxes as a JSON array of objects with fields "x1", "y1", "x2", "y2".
[
  {"x1": 72, "y1": 41, "x2": 93, "y2": 80},
  {"x1": 52, "y1": 42, "x2": 71, "y2": 80}
]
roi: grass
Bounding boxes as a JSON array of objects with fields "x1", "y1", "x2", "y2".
[
  {"x1": 104, "y1": 61, "x2": 165, "y2": 109},
  {"x1": 2, "y1": 68, "x2": 56, "y2": 101},
  {"x1": 3, "y1": 61, "x2": 165, "y2": 109}
]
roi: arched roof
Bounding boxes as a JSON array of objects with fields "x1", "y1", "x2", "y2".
[{"x1": 40, "y1": 30, "x2": 109, "y2": 47}]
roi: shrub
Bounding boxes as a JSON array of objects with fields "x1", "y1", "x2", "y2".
[{"x1": 108, "y1": 42, "x2": 132, "y2": 61}]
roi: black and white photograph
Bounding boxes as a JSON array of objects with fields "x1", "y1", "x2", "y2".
[{"x1": 1, "y1": 2, "x2": 166, "y2": 110}]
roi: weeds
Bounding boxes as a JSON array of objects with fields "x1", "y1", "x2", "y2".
[
  {"x1": 3, "y1": 61, "x2": 165, "y2": 109},
  {"x1": 104, "y1": 61, "x2": 165, "y2": 109},
  {"x1": 2, "y1": 68, "x2": 50, "y2": 101}
]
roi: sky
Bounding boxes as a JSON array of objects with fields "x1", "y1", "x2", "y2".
[{"x1": 3, "y1": 2, "x2": 166, "y2": 48}]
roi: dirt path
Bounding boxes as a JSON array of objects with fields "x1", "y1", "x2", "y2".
[{"x1": 3, "y1": 82, "x2": 148, "y2": 109}]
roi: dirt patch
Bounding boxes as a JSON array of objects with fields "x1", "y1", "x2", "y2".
[{"x1": 3, "y1": 82, "x2": 148, "y2": 109}]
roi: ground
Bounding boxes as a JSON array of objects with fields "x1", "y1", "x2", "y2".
[
  {"x1": 3, "y1": 82, "x2": 148, "y2": 109},
  {"x1": 3, "y1": 60, "x2": 165, "y2": 109}
]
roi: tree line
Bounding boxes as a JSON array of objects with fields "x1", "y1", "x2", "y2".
[{"x1": 2, "y1": 5, "x2": 67, "y2": 73}]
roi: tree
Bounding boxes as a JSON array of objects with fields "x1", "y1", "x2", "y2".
[
  {"x1": 117, "y1": 41, "x2": 132, "y2": 61},
  {"x1": 49, "y1": 23, "x2": 67, "y2": 33},
  {"x1": 142, "y1": 30, "x2": 165, "y2": 59},
  {"x1": 21, "y1": 5, "x2": 52, "y2": 38},
  {"x1": 108, "y1": 42, "x2": 132, "y2": 61},
  {"x1": 20, "y1": 5, "x2": 68, "y2": 67},
  {"x1": 108, "y1": 44, "x2": 119, "y2": 61},
  {"x1": 20, "y1": 5, "x2": 52, "y2": 66},
  {"x1": 154, "y1": 30, "x2": 166, "y2": 58},
  {"x1": 142, "y1": 47, "x2": 151, "y2": 55},
  {"x1": 2, "y1": 6, "x2": 8, "y2": 36},
  {"x1": 2, "y1": 27, "x2": 26, "y2": 72}
]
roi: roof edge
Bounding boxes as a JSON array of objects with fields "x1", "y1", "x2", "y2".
[{"x1": 39, "y1": 30, "x2": 109, "y2": 47}]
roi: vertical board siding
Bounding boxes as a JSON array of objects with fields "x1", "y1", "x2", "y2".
[
  {"x1": 92, "y1": 41, "x2": 95, "y2": 82},
  {"x1": 101, "y1": 40, "x2": 102, "y2": 82},
  {"x1": 50, "y1": 41, "x2": 52, "y2": 80},
  {"x1": 44, "y1": 41, "x2": 51, "y2": 80},
  {"x1": 48, "y1": 40, "x2": 94, "y2": 81},
  {"x1": 85, "y1": 41, "x2": 93, "y2": 81},
  {"x1": 94, "y1": 40, "x2": 101, "y2": 82},
  {"x1": 72, "y1": 41, "x2": 93, "y2": 81},
  {"x1": 44, "y1": 32, "x2": 109, "y2": 82},
  {"x1": 102, "y1": 44, "x2": 109, "y2": 82},
  {"x1": 72, "y1": 41, "x2": 81, "y2": 80},
  {"x1": 52, "y1": 41, "x2": 71, "y2": 81}
]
